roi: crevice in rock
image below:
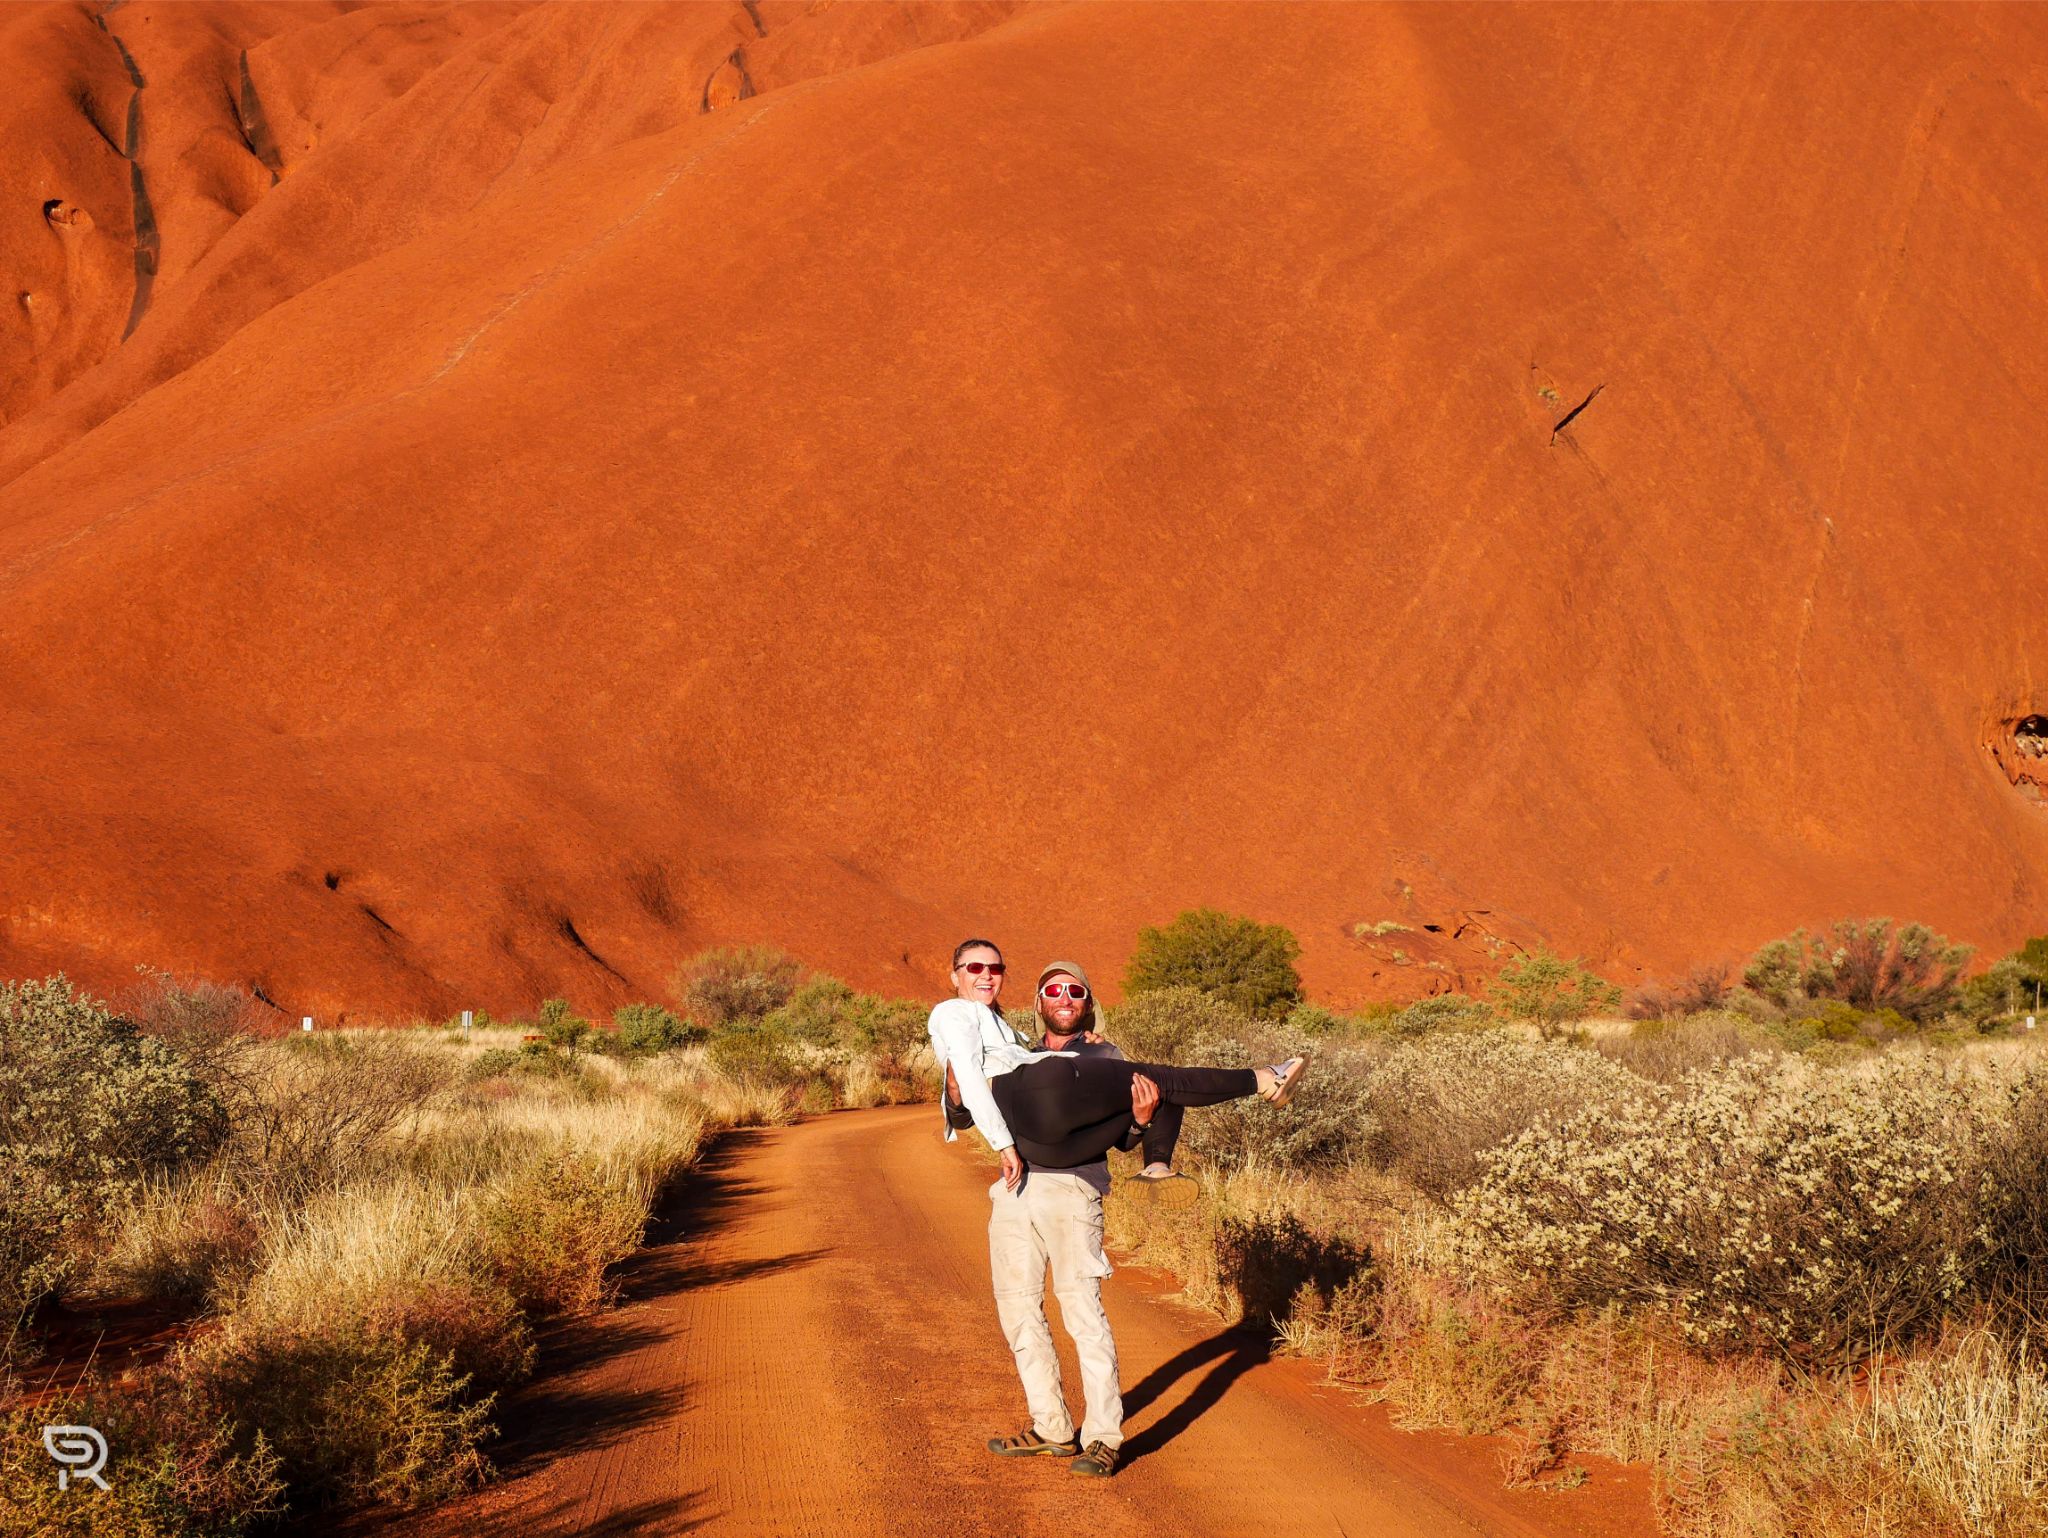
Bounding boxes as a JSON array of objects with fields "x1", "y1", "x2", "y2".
[
  {"x1": 740, "y1": 0, "x2": 767, "y2": 38},
  {"x1": 361, "y1": 903, "x2": 400, "y2": 936},
  {"x1": 91, "y1": 12, "x2": 157, "y2": 338},
  {"x1": 1550, "y1": 384, "x2": 1605, "y2": 445},
  {"x1": 250, "y1": 985, "x2": 284, "y2": 1013},
  {"x1": 323, "y1": 872, "x2": 341, "y2": 890},
  {"x1": 235, "y1": 50, "x2": 284, "y2": 181},
  {"x1": 701, "y1": 47, "x2": 757, "y2": 113},
  {"x1": 560, "y1": 916, "x2": 628, "y2": 982}
]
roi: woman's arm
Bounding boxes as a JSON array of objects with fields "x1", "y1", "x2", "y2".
[{"x1": 928, "y1": 1000, "x2": 1016, "y2": 1152}]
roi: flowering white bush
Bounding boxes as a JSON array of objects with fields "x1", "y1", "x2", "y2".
[
  {"x1": 1452, "y1": 1053, "x2": 2014, "y2": 1359},
  {"x1": 1364, "y1": 1029, "x2": 1645, "y2": 1202}
]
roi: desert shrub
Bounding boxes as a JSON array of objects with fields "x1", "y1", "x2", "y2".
[
  {"x1": 1105, "y1": 985, "x2": 1257, "y2": 1065},
  {"x1": 706, "y1": 1026, "x2": 807, "y2": 1090},
  {"x1": 1378, "y1": 993, "x2": 1498, "y2": 1037},
  {"x1": 1625, "y1": 964, "x2": 1735, "y2": 1021},
  {"x1": 182, "y1": 1318, "x2": 492, "y2": 1508},
  {"x1": 533, "y1": 997, "x2": 590, "y2": 1053},
  {"x1": 1181, "y1": 1039, "x2": 1377, "y2": 1173},
  {"x1": 1818, "y1": 1330, "x2": 2048, "y2": 1536},
  {"x1": 764, "y1": 976, "x2": 853, "y2": 1045},
  {"x1": 611, "y1": 1002, "x2": 700, "y2": 1055},
  {"x1": 1982, "y1": 1075, "x2": 2048, "y2": 1342},
  {"x1": 671, "y1": 945, "x2": 802, "y2": 1027},
  {"x1": 1124, "y1": 908, "x2": 1303, "y2": 1020},
  {"x1": 1214, "y1": 1211, "x2": 1372, "y2": 1327},
  {"x1": 1454, "y1": 1053, "x2": 1998, "y2": 1360},
  {"x1": 1594, "y1": 1012, "x2": 1767, "y2": 1084},
  {"x1": 0, "y1": 977, "x2": 224, "y2": 1329},
  {"x1": 1364, "y1": 1029, "x2": 1644, "y2": 1203},
  {"x1": 758, "y1": 978, "x2": 926, "y2": 1056},
  {"x1": 1743, "y1": 919, "x2": 1972, "y2": 1023},
  {"x1": 477, "y1": 1151, "x2": 648, "y2": 1317},
  {"x1": 98, "y1": 1169, "x2": 265, "y2": 1308},
  {"x1": 1960, "y1": 954, "x2": 2035, "y2": 1033},
  {"x1": 228, "y1": 1037, "x2": 451, "y2": 1202},
  {"x1": 0, "y1": 1376, "x2": 285, "y2": 1538},
  {"x1": 1490, "y1": 949, "x2": 1622, "y2": 1039}
]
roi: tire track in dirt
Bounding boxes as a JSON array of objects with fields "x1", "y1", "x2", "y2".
[{"x1": 364, "y1": 1106, "x2": 1658, "y2": 1538}]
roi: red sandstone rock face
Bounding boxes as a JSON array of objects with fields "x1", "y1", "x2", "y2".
[{"x1": 2, "y1": 1, "x2": 2046, "y2": 1020}]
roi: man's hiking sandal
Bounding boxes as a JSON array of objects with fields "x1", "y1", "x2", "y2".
[
  {"x1": 988, "y1": 1428, "x2": 1080, "y2": 1458},
  {"x1": 1070, "y1": 1441, "x2": 1121, "y2": 1477},
  {"x1": 1127, "y1": 1169, "x2": 1198, "y2": 1209},
  {"x1": 1260, "y1": 1055, "x2": 1308, "y2": 1107}
]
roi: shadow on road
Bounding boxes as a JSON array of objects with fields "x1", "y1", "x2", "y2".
[{"x1": 1118, "y1": 1327, "x2": 1271, "y2": 1466}]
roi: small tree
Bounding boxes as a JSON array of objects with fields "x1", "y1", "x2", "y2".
[
  {"x1": 1741, "y1": 919, "x2": 1972, "y2": 1023},
  {"x1": 1491, "y1": 948, "x2": 1621, "y2": 1040},
  {"x1": 1124, "y1": 909, "x2": 1303, "y2": 1021},
  {"x1": 670, "y1": 946, "x2": 803, "y2": 1028},
  {"x1": 2017, "y1": 935, "x2": 2048, "y2": 1015}
]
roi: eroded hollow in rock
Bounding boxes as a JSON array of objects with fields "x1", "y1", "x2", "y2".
[{"x1": 1991, "y1": 714, "x2": 2048, "y2": 802}]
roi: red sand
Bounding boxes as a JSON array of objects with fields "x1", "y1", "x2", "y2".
[{"x1": 3, "y1": 2, "x2": 2046, "y2": 1020}]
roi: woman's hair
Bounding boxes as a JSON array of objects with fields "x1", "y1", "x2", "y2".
[{"x1": 951, "y1": 937, "x2": 1002, "y2": 969}]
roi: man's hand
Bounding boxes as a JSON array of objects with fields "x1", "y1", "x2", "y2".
[
  {"x1": 999, "y1": 1146, "x2": 1026, "y2": 1191},
  {"x1": 1130, "y1": 1072, "x2": 1160, "y2": 1127}
]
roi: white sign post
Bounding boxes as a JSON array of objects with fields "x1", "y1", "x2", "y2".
[{"x1": 301, "y1": 1016, "x2": 313, "y2": 1033}]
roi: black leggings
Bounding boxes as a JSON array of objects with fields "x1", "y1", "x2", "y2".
[{"x1": 989, "y1": 1056, "x2": 1258, "y2": 1170}]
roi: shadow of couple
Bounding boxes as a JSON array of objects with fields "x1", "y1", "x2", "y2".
[{"x1": 1117, "y1": 1326, "x2": 1272, "y2": 1466}]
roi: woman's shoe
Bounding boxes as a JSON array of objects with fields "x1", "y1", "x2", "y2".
[
  {"x1": 1127, "y1": 1168, "x2": 1198, "y2": 1209},
  {"x1": 1260, "y1": 1055, "x2": 1308, "y2": 1107}
]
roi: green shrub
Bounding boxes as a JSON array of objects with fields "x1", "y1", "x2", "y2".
[
  {"x1": 182, "y1": 1320, "x2": 491, "y2": 1509},
  {"x1": 1490, "y1": 949, "x2": 1621, "y2": 1039},
  {"x1": 1742, "y1": 919, "x2": 1972, "y2": 1023},
  {"x1": 1454, "y1": 1053, "x2": 1999, "y2": 1361},
  {"x1": 0, "y1": 977, "x2": 224, "y2": 1330},
  {"x1": 1105, "y1": 985, "x2": 1256, "y2": 1065},
  {"x1": 706, "y1": 1026, "x2": 807, "y2": 1090},
  {"x1": 534, "y1": 997, "x2": 590, "y2": 1053},
  {"x1": 1380, "y1": 993, "x2": 1498, "y2": 1037},
  {"x1": 1124, "y1": 908, "x2": 1303, "y2": 1020},
  {"x1": 764, "y1": 977, "x2": 854, "y2": 1046},
  {"x1": 477, "y1": 1152, "x2": 645, "y2": 1317},
  {"x1": 0, "y1": 1377, "x2": 284, "y2": 1537},
  {"x1": 611, "y1": 1002, "x2": 700, "y2": 1055},
  {"x1": 670, "y1": 945, "x2": 802, "y2": 1027}
]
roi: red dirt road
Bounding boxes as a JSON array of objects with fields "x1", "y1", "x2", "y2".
[{"x1": 372, "y1": 1106, "x2": 1656, "y2": 1538}]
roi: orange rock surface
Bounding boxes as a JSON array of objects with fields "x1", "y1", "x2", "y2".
[{"x1": 4, "y1": 1, "x2": 2046, "y2": 1020}]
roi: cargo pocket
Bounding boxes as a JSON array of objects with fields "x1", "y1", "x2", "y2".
[{"x1": 1074, "y1": 1207, "x2": 1113, "y2": 1281}]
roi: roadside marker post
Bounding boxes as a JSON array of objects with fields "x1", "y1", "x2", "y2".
[
  {"x1": 462, "y1": 1010, "x2": 473, "y2": 1038},
  {"x1": 301, "y1": 1016, "x2": 313, "y2": 1032}
]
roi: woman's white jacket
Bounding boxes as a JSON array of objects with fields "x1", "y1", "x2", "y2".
[{"x1": 925, "y1": 997, "x2": 1067, "y2": 1152}]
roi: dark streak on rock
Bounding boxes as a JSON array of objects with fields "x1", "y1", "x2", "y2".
[
  {"x1": 361, "y1": 904, "x2": 400, "y2": 937},
  {"x1": 740, "y1": 0, "x2": 767, "y2": 38},
  {"x1": 1550, "y1": 384, "x2": 1605, "y2": 445},
  {"x1": 251, "y1": 985, "x2": 285, "y2": 1013},
  {"x1": 560, "y1": 916, "x2": 628, "y2": 982}
]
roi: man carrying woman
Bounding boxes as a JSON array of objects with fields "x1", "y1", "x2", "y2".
[{"x1": 928, "y1": 938, "x2": 1306, "y2": 1477}]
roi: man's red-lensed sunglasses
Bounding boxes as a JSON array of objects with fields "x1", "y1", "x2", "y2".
[
  {"x1": 959, "y1": 960, "x2": 1006, "y2": 975},
  {"x1": 1039, "y1": 982, "x2": 1089, "y2": 1001}
]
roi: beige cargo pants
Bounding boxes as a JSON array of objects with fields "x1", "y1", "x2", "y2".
[{"x1": 988, "y1": 1168, "x2": 1122, "y2": 1449}]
